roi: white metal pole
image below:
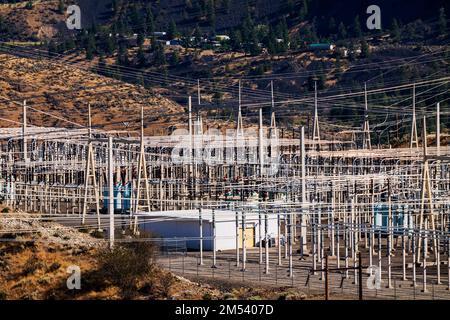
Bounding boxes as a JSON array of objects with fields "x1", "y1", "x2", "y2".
[
  {"x1": 265, "y1": 210, "x2": 269, "y2": 274},
  {"x1": 236, "y1": 211, "x2": 240, "y2": 267},
  {"x1": 289, "y1": 211, "x2": 293, "y2": 277},
  {"x1": 436, "y1": 103, "x2": 440, "y2": 156},
  {"x1": 259, "y1": 108, "x2": 264, "y2": 177},
  {"x1": 277, "y1": 212, "x2": 282, "y2": 265},
  {"x1": 197, "y1": 79, "x2": 201, "y2": 105},
  {"x1": 212, "y1": 209, "x2": 217, "y2": 268},
  {"x1": 242, "y1": 210, "x2": 246, "y2": 271},
  {"x1": 22, "y1": 100, "x2": 27, "y2": 162},
  {"x1": 199, "y1": 207, "x2": 203, "y2": 265},
  {"x1": 108, "y1": 136, "x2": 114, "y2": 249}
]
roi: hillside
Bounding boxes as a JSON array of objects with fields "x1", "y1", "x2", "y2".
[
  {"x1": 1, "y1": 0, "x2": 450, "y2": 143},
  {"x1": 0, "y1": 0, "x2": 65, "y2": 41},
  {"x1": 0, "y1": 52, "x2": 185, "y2": 135},
  {"x1": 0, "y1": 210, "x2": 314, "y2": 300}
]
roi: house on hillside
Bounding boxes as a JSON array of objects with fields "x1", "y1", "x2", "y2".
[
  {"x1": 308, "y1": 43, "x2": 335, "y2": 51},
  {"x1": 215, "y1": 35, "x2": 230, "y2": 42}
]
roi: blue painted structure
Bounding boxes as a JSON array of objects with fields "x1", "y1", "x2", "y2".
[
  {"x1": 103, "y1": 182, "x2": 132, "y2": 212},
  {"x1": 374, "y1": 203, "x2": 413, "y2": 234}
]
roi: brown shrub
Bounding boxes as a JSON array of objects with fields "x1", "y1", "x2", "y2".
[
  {"x1": 22, "y1": 254, "x2": 43, "y2": 275},
  {"x1": 96, "y1": 240, "x2": 158, "y2": 298}
]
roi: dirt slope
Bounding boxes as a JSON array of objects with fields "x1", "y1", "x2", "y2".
[{"x1": 0, "y1": 52, "x2": 185, "y2": 135}]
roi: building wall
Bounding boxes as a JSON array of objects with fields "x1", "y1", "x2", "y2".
[{"x1": 140, "y1": 214, "x2": 279, "y2": 251}]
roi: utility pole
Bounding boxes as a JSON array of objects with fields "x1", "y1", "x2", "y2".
[
  {"x1": 108, "y1": 136, "x2": 114, "y2": 249},
  {"x1": 363, "y1": 82, "x2": 371, "y2": 150},
  {"x1": 259, "y1": 108, "x2": 264, "y2": 177},
  {"x1": 311, "y1": 252, "x2": 365, "y2": 300},
  {"x1": 22, "y1": 100, "x2": 28, "y2": 162},
  {"x1": 197, "y1": 79, "x2": 201, "y2": 106},
  {"x1": 199, "y1": 207, "x2": 204, "y2": 265},
  {"x1": 436, "y1": 102, "x2": 440, "y2": 156},
  {"x1": 410, "y1": 84, "x2": 419, "y2": 149},
  {"x1": 325, "y1": 255, "x2": 329, "y2": 300},
  {"x1": 312, "y1": 81, "x2": 321, "y2": 145}
]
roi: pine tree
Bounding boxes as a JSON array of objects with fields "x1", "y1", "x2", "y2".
[
  {"x1": 137, "y1": 46, "x2": 146, "y2": 67},
  {"x1": 266, "y1": 27, "x2": 277, "y2": 54},
  {"x1": 137, "y1": 33, "x2": 145, "y2": 47},
  {"x1": 117, "y1": 42, "x2": 128, "y2": 66},
  {"x1": 48, "y1": 40, "x2": 57, "y2": 55},
  {"x1": 390, "y1": 18, "x2": 400, "y2": 41},
  {"x1": 230, "y1": 29, "x2": 242, "y2": 50},
  {"x1": 106, "y1": 34, "x2": 116, "y2": 56},
  {"x1": 299, "y1": 0, "x2": 308, "y2": 20},
  {"x1": 328, "y1": 17, "x2": 337, "y2": 36},
  {"x1": 338, "y1": 22, "x2": 347, "y2": 39},
  {"x1": 58, "y1": 0, "x2": 65, "y2": 14},
  {"x1": 168, "y1": 19, "x2": 178, "y2": 39},
  {"x1": 170, "y1": 50, "x2": 180, "y2": 65},
  {"x1": 206, "y1": 0, "x2": 216, "y2": 30},
  {"x1": 439, "y1": 7, "x2": 447, "y2": 36},
  {"x1": 145, "y1": 5, "x2": 155, "y2": 35},
  {"x1": 153, "y1": 43, "x2": 166, "y2": 66},
  {"x1": 353, "y1": 16, "x2": 362, "y2": 38},
  {"x1": 360, "y1": 39, "x2": 369, "y2": 58},
  {"x1": 85, "y1": 34, "x2": 96, "y2": 60}
]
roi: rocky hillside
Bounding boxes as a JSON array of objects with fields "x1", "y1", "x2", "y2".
[
  {"x1": 0, "y1": 209, "x2": 313, "y2": 300},
  {"x1": 0, "y1": 52, "x2": 185, "y2": 134}
]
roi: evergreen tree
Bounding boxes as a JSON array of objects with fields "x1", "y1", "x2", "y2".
[
  {"x1": 86, "y1": 45, "x2": 94, "y2": 60},
  {"x1": 230, "y1": 29, "x2": 242, "y2": 50},
  {"x1": 193, "y1": 25, "x2": 202, "y2": 47},
  {"x1": 58, "y1": 0, "x2": 65, "y2": 14},
  {"x1": 439, "y1": 7, "x2": 447, "y2": 36},
  {"x1": 153, "y1": 42, "x2": 166, "y2": 66},
  {"x1": 206, "y1": 0, "x2": 216, "y2": 31},
  {"x1": 338, "y1": 22, "x2": 347, "y2": 39},
  {"x1": 137, "y1": 46, "x2": 146, "y2": 67},
  {"x1": 247, "y1": 32, "x2": 261, "y2": 56},
  {"x1": 390, "y1": 18, "x2": 400, "y2": 41},
  {"x1": 299, "y1": 0, "x2": 308, "y2": 20},
  {"x1": 137, "y1": 33, "x2": 145, "y2": 47},
  {"x1": 222, "y1": 0, "x2": 230, "y2": 14},
  {"x1": 106, "y1": 34, "x2": 116, "y2": 56},
  {"x1": 48, "y1": 40, "x2": 58, "y2": 55},
  {"x1": 168, "y1": 19, "x2": 178, "y2": 39},
  {"x1": 360, "y1": 39, "x2": 369, "y2": 58},
  {"x1": 328, "y1": 17, "x2": 337, "y2": 36},
  {"x1": 170, "y1": 50, "x2": 180, "y2": 65},
  {"x1": 266, "y1": 27, "x2": 277, "y2": 54},
  {"x1": 117, "y1": 42, "x2": 129, "y2": 66},
  {"x1": 145, "y1": 5, "x2": 155, "y2": 35},
  {"x1": 352, "y1": 16, "x2": 362, "y2": 38},
  {"x1": 85, "y1": 34, "x2": 96, "y2": 60}
]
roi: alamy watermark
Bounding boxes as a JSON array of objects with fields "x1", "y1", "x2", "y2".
[
  {"x1": 170, "y1": 128, "x2": 280, "y2": 176},
  {"x1": 366, "y1": 5, "x2": 382, "y2": 30},
  {"x1": 366, "y1": 265, "x2": 382, "y2": 290},
  {"x1": 66, "y1": 5, "x2": 81, "y2": 30},
  {"x1": 66, "y1": 265, "x2": 81, "y2": 290}
]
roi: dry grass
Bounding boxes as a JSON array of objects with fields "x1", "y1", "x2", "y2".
[{"x1": 0, "y1": 52, "x2": 185, "y2": 135}]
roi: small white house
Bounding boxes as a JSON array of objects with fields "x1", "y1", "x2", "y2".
[
  {"x1": 215, "y1": 35, "x2": 230, "y2": 41},
  {"x1": 137, "y1": 209, "x2": 279, "y2": 251}
]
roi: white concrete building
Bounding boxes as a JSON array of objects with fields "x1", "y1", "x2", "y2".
[{"x1": 137, "y1": 209, "x2": 279, "y2": 251}]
